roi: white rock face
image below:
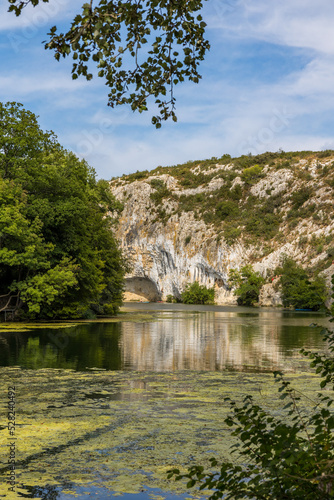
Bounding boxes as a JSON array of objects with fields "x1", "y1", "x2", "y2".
[
  {"x1": 112, "y1": 179, "x2": 259, "y2": 304},
  {"x1": 259, "y1": 280, "x2": 283, "y2": 307},
  {"x1": 111, "y1": 156, "x2": 334, "y2": 306},
  {"x1": 112, "y1": 179, "x2": 250, "y2": 304},
  {"x1": 250, "y1": 169, "x2": 293, "y2": 198}
]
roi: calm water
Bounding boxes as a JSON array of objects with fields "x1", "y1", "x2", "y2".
[
  {"x1": 0, "y1": 303, "x2": 330, "y2": 372},
  {"x1": 0, "y1": 304, "x2": 331, "y2": 499}
]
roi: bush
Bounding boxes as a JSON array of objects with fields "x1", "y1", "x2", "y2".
[
  {"x1": 291, "y1": 187, "x2": 313, "y2": 209},
  {"x1": 126, "y1": 170, "x2": 149, "y2": 182},
  {"x1": 276, "y1": 258, "x2": 327, "y2": 310},
  {"x1": 150, "y1": 178, "x2": 165, "y2": 189},
  {"x1": 229, "y1": 184, "x2": 242, "y2": 200},
  {"x1": 241, "y1": 165, "x2": 264, "y2": 185},
  {"x1": 245, "y1": 212, "x2": 281, "y2": 239},
  {"x1": 216, "y1": 200, "x2": 239, "y2": 220},
  {"x1": 181, "y1": 282, "x2": 215, "y2": 305},
  {"x1": 229, "y1": 265, "x2": 265, "y2": 306},
  {"x1": 223, "y1": 224, "x2": 241, "y2": 245},
  {"x1": 317, "y1": 149, "x2": 334, "y2": 158},
  {"x1": 166, "y1": 294, "x2": 179, "y2": 303},
  {"x1": 150, "y1": 182, "x2": 172, "y2": 205}
]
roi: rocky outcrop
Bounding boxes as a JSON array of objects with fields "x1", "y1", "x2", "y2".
[
  {"x1": 111, "y1": 154, "x2": 334, "y2": 305},
  {"x1": 112, "y1": 176, "x2": 243, "y2": 304},
  {"x1": 258, "y1": 280, "x2": 283, "y2": 307}
]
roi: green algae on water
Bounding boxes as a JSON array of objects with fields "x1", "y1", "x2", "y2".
[
  {"x1": 0, "y1": 312, "x2": 157, "y2": 334},
  {"x1": 0, "y1": 367, "x2": 324, "y2": 499}
]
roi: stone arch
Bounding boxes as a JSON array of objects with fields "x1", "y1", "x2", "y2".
[{"x1": 124, "y1": 277, "x2": 161, "y2": 302}]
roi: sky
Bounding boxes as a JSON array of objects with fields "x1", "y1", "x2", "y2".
[{"x1": 1, "y1": 0, "x2": 334, "y2": 179}]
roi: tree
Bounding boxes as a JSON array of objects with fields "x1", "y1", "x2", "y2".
[
  {"x1": 228, "y1": 265, "x2": 265, "y2": 306},
  {"x1": 0, "y1": 102, "x2": 127, "y2": 319},
  {"x1": 168, "y1": 298, "x2": 334, "y2": 498},
  {"x1": 7, "y1": 0, "x2": 210, "y2": 127},
  {"x1": 181, "y1": 281, "x2": 215, "y2": 305},
  {"x1": 276, "y1": 258, "x2": 327, "y2": 311}
]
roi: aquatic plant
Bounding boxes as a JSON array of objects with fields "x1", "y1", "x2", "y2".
[{"x1": 168, "y1": 307, "x2": 334, "y2": 498}]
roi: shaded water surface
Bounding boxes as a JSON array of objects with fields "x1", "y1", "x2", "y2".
[{"x1": 0, "y1": 304, "x2": 329, "y2": 372}]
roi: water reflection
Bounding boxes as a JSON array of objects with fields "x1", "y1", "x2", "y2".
[
  {"x1": 120, "y1": 309, "x2": 328, "y2": 372},
  {"x1": 0, "y1": 306, "x2": 329, "y2": 372}
]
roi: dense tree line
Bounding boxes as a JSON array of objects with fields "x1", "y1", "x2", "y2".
[{"x1": 0, "y1": 102, "x2": 126, "y2": 319}]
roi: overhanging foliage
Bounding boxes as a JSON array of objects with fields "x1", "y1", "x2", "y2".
[{"x1": 7, "y1": 0, "x2": 210, "y2": 127}]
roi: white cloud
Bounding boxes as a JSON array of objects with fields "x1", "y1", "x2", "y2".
[
  {"x1": 206, "y1": 0, "x2": 334, "y2": 55},
  {"x1": 285, "y1": 56, "x2": 334, "y2": 99},
  {"x1": 0, "y1": 72, "x2": 86, "y2": 96}
]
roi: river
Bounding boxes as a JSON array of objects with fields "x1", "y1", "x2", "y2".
[{"x1": 0, "y1": 304, "x2": 330, "y2": 499}]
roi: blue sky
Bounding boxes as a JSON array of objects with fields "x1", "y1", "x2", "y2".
[{"x1": 1, "y1": 0, "x2": 334, "y2": 179}]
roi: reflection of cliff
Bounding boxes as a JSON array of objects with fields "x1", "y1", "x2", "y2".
[
  {"x1": 120, "y1": 311, "x2": 322, "y2": 372},
  {"x1": 0, "y1": 312, "x2": 326, "y2": 373}
]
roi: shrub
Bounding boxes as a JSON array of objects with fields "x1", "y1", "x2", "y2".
[
  {"x1": 223, "y1": 224, "x2": 241, "y2": 245},
  {"x1": 150, "y1": 183, "x2": 172, "y2": 205},
  {"x1": 218, "y1": 154, "x2": 232, "y2": 164},
  {"x1": 126, "y1": 170, "x2": 149, "y2": 182},
  {"x1": 291, "y1": 187, "x2": 313, "y2": 209},
  {"x1": 150, "y1": 178, "x2": 165, "y2": 189},
  {"x1": 317, "y1": 149, "x2": 334, "y2": 158},
  {"x1": 241, "y1": 165, "x2": 264, "y2": 185},
  {"x1": 229, "y1": 184, "x2": 242, "y2": 200},
  {"x1": 228, "y1": 265, "x2": 265, "y2": 306},
  {"x1": 275, "y1": 257, "x2": 327, "y2": 310},
  {"x1": 181, "y1": 282, "x2": 215, "y2": 305},
  {"x1": 166, "y1": 294, "x2": 179, "y2": 303},
  {"x1": 216, "y1": 200, "x2": 239, "y2": 220},
  {"x1": 245, "y1": 212, "x2": 281, "y2": 239}
]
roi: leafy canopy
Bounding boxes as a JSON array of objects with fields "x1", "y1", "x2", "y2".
[
  {"x1": 181, "y1": 281, "x2": 215, "y2": 305},
  {"x1": 7, "y1": 0, "x2": 210, "y2": 127},
  {"x1": 229, "y1": 265, "x2": 265, "y2": 306},
  {"x1": 275, "y1": 257, "x2": 327, "y2": 311},
  {"x1": 0, "y1": 102, "x2": 126, "y2": 319}
]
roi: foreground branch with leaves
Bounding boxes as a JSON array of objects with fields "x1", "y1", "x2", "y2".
[
  {"x1": 7, "y1": 0, "x2": 210, "y2": 127},
  {"x1": 168, "y1": 294, "x2": 334, "y2": 498}
]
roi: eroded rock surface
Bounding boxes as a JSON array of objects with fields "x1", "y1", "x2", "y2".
[{"x1": 111, "y1": 154, "x2": 334, "y2": 305}]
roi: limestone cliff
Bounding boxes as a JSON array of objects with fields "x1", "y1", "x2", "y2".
[{"x1": 110, "y1": 151, "x2": 334, "y2": 305}]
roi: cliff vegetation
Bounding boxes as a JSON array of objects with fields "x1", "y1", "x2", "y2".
[{"x1": 111, "y1": 150, "x2": 334, "y2": 306}]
